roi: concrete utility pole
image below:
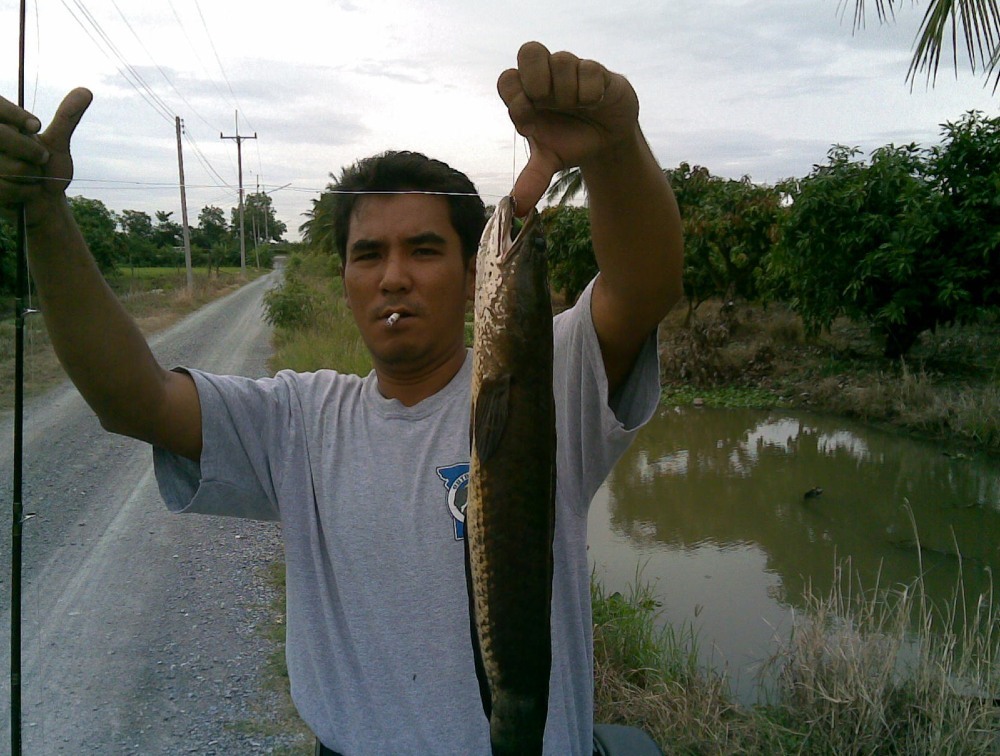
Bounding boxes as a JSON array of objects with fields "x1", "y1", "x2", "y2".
[
  {"x1": 175, "y1": 116, "x2": 194, "y2": 294},
  {"x1": 220, "y1": 112, "x2": 256, "y2": 275}
]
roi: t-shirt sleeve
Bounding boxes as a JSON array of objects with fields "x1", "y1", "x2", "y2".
[
  {"x1": 152, "y1": 368, "x2": 293, "y2": 521},
  {"x1": 553, "y1": 277, "x2": 661, "y2": 515}
]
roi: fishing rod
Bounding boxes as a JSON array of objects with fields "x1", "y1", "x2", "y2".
[{"x1": 11, "y1": 0, "x2": 28, "y2": 752}]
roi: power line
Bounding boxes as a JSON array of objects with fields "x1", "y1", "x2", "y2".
[
  {"x1": 57, "y1": 0, "x2": 173, "y2": 123},
  {"x1": 109, "y1": 0, "x2": 220, "y2": 135},
  {"x1": 192, "y1": 0, "x2": 251, "y2": 131},
  {"x1": 165, "y1": 0, "x2": 233, "y2": 114}
]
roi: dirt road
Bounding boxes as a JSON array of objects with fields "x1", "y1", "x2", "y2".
[{"x1": 0, "y1": 272, "x2": 303, "y2": 754}]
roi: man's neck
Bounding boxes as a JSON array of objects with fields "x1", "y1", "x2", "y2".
[{"x1": 374, "y1": 347, "x2": 468, "y2": 407}]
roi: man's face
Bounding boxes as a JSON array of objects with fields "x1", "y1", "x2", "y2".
[{"x1": 343, "y1": 194, "x2": 475, "y2": 375}]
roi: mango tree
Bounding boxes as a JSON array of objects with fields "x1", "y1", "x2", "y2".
[
  {"x1": 539, "y1": 205, "x2": 597, "y2": 306},
  {"x1": 667, "y1": 163, "x2": 783, "y2": 317},
  {"x1": 773, "y1": 113, "x2": 1000, "y2": 357}
]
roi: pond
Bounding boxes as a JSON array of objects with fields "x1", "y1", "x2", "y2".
[{"x1": 587, "y1": 406, "x2": 1000, "y2": 705}]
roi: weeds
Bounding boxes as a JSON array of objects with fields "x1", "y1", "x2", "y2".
[{"x1": 764, "y1": 552, "x2": 1000, "y2": 754}]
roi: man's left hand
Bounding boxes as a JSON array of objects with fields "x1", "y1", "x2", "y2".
[{"x1": 497, "y1": 41, "x2": 640, "y2": 214}]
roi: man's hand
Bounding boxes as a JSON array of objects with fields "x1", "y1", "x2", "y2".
[
  {"x1": 0, "y1": 88, "x2": 92, "y2": 226},
  {"x1": 497, "y1": 42, "x2": 640, "y2": 214}
]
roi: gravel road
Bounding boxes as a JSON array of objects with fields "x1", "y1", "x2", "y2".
[{"x1": 0, "y1": 271, "x2": 307, "y2": 754}]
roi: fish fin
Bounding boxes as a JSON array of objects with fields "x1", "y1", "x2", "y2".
[
  {"x1": 473, "y1": 374, "x2": 511, "y2": 463},
  {"x1": 464, "y1": 517, "x2": 493, "y2": 721}
]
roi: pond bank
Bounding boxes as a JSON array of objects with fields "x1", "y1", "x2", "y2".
[{"x1": 657, "y1": 300, "x2": 1000, "y2": 454}]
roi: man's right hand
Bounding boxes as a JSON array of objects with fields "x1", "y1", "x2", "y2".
[{"x1": 0, "y1": 87, "x2": 92, "y2": 226}]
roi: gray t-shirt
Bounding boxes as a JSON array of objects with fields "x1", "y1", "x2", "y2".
[{"x1": 153, "y1": 279, "x2": 660, "y2": 755}]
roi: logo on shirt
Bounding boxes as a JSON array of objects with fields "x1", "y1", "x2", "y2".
[{"x1": 436, "y1": 463, "x2": 469, "y2": 541}]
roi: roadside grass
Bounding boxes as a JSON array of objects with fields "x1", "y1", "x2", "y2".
[
  {"x1": 659, "y1": 301, "x2": 1000, "y2": 453},
  {"x1": 0, "y1": 266, "x2": 267, "y2": 411},
  {"x1": 259, "y1": 254, "x2": 1000, "y2": 750}
]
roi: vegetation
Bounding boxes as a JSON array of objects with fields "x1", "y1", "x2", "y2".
[
  {"x1": 539, "y1": 205, "x2": 598, "y2": 305},
  {"x1": 0, "y1": 266, "x2": 264, "y2": 410},
  {"x1": 772, "y1": 112, "x2": 1000, "y2": 358},
  {"x1": 667, "y1": 163, "x2": 782, "y2": 318},
  {"x1": 0, "y1": 190, "x2": 284, "y2": 288},
  {"x1": 590, "y1": 561, "x2": 1000, "y2": 754}
]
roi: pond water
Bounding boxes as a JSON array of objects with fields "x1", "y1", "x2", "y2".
[{"x1": 587, "y1": 406, "x2": 1000, "y2": 705}]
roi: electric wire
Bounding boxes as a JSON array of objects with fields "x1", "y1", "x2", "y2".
[
  {"x1": 57, "y1": 0, "x2": 173, "y2": 124},
  {"x1": 109, "y1": 0, "x2": 220, "y2": 135},
  {"x1": 193, "y1": 0, "x2": 252, "y2": 131},
  {"x1": 164, "y1": 0, "x2": 234, "y2": 127}
]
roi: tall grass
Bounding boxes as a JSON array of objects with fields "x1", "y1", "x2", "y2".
[
  {"x1": 763, "y1": 547, "x2": 1000, "y2": 754},
  {"x1": 265, "y1": 257, "x2": 372, "y2": 376}
]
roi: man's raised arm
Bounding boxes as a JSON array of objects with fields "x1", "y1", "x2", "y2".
[
  {"x1": 499, "y1": 42, "x2": 684, "y2": 394},
  {"x1": 0, "y1": 88, "x2": 202, "y2": 460}
]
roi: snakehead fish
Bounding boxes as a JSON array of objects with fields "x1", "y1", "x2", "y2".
[{"x1": 466, "y1": 195, "x2": 555, "y2": 755}]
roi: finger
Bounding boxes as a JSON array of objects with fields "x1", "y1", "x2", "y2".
[
  {"x1": 41, "y1": 87, "x2": 92, "y2": 153},
  {"x1": 516, "y1": 41, "x2": 552, "y2": 101},
  {"x1": 0, "y1": 95, "x2": 42, "y2": 134},
  {"x1": 497, "y1": 70, "x2": 538, "y2": 138},
  {"x1": 512, "y1": 145, "x2": 561, "y2": 217},
  {"x1": 549, "y1": 51, "x2": 580, "y2": 110},
  {"x1": 578, "y1": 59, "x2": 608, "y2": 107},
  {"x1": 0, "y1": 124, "x2": 49, "y2": 164}
]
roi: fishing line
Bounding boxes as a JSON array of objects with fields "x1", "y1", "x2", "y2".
[{"x1": 11, "y1": 1, "x2": 29, "y2": 752}]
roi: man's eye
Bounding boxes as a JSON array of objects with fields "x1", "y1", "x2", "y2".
[{"x1": 415, "y1": 247, "x2": 439, "y2": 256}]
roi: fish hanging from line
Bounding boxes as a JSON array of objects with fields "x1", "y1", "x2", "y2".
[{"x1": 466, "y1": 195, "x2": 556, "y2": 756}]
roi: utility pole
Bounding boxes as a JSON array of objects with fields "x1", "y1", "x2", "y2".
[
  {"x1": 220, "y1": 112, "x2": 256, "y2": 275},
  {"x1": 175, "y1": 116, "x2": 193, "y2": 294}
]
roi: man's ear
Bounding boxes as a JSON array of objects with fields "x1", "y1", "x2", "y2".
[{"x1": 465, "y1": 256, "x2": 477, "y2": 301}]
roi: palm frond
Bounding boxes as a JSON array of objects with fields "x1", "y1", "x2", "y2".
[
  {"x1": 545, "y1": 168, "x2": 587, "y2": 206},
  {"x1": 850, "y1": 0, "x2": 1000, "y2": 90}
]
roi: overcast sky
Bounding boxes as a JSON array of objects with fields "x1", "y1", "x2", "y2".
[{"x1": 2, "y1": 0, "x2": 998, "y2": 240}]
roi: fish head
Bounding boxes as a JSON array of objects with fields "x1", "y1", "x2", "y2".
[{"x1": 479, "y1": 195, "x2": 544, "y2": 270}]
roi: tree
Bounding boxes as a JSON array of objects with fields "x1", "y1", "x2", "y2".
[
  {"x1": 68, "y1": 196, "x2": 119, "y2": 272},
  {"x1": 540, "y1": 205, "x2": 597, "y2": 305},
  {"x1": 927, "y1": 110, "x2": 1000, "y2": 314},
  {"x1": 773, "y1": 112, "x2": 1000, "y2": 358},
  {"x1": 233, "y1": 192, "x2": 286, "y2": 249},
  {"x1": 667, "y1": 163, "x2": 783, "y2": 315},
  {"x1": 193, "y1": 205, "x2": 230, "y2": 249},
  {"x1": 153, "y1": 210, "x2": 182, "y2": 251},
  {"x1": 849, "y1": 0, "x2": 1000, "y2": 89},
  {"x1": 773, "y1": 144, "x2": 945, "y2": 357},
  {"x1": 545, "y1": 168, "x2": 586, "y2": 206},
  {"x1": 299, "y1": 185, "x2": 338, "y2": 256}
]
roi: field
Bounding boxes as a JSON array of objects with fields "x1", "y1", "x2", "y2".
[{"x1": 0, "y1": 266, "x2": 267, "y2": 411}]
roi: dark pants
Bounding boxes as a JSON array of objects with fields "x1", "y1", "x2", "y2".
[
  {"x1": 316, "y1": 723, "x2": 662, "y2": 756},
  {"x1": 315, "y1": 740, "x2": 343, "y2": 756}
]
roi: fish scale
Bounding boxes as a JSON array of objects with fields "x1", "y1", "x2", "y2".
[{"x1": 466, "y1": 195, "x2": 555, "y2": 755}]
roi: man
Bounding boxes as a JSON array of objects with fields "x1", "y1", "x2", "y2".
[{"x1": 0, "y1": 42, "x2": 682, "y2": 754}]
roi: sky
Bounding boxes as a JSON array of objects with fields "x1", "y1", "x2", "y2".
[{"x1": 1, "y1": 0, "x2": 998, "y2": 242}]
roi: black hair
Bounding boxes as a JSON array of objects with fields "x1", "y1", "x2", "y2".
[{"x1": 329, "y1": 150, "x2": 486, "y2": 264}]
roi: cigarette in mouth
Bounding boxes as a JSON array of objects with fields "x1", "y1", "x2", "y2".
[{"x1": 386, "y1": 312, "x2": 400, "y2": 327}]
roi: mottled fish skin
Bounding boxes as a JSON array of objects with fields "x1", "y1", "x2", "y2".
[{"x1": 467, "y1": 195, "x2": 555, "y2": 756}]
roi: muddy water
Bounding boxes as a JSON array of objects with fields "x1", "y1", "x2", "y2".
[{"x1": 587, "y1": 406, "x2": 1000, "y2": 704}]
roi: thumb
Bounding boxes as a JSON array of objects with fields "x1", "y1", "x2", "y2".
[
  {"x1": 511, "y1": 145, "x2": 560, "y2": 218},
  {"x1": 41, "y1": 87, "x2": 93, "y2": 152}
]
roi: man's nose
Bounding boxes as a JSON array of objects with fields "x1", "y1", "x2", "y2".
[{"x1": 379, "y1": 249, "x2": 412, "y2": 292}]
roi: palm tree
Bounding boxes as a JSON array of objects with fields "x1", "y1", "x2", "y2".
[
  {"x1": 545, "y1": 168, "x2": 587, "y2": 206},
  {"x1": 849, "y1": 0, "x2": 1000, "y2": 90}
]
